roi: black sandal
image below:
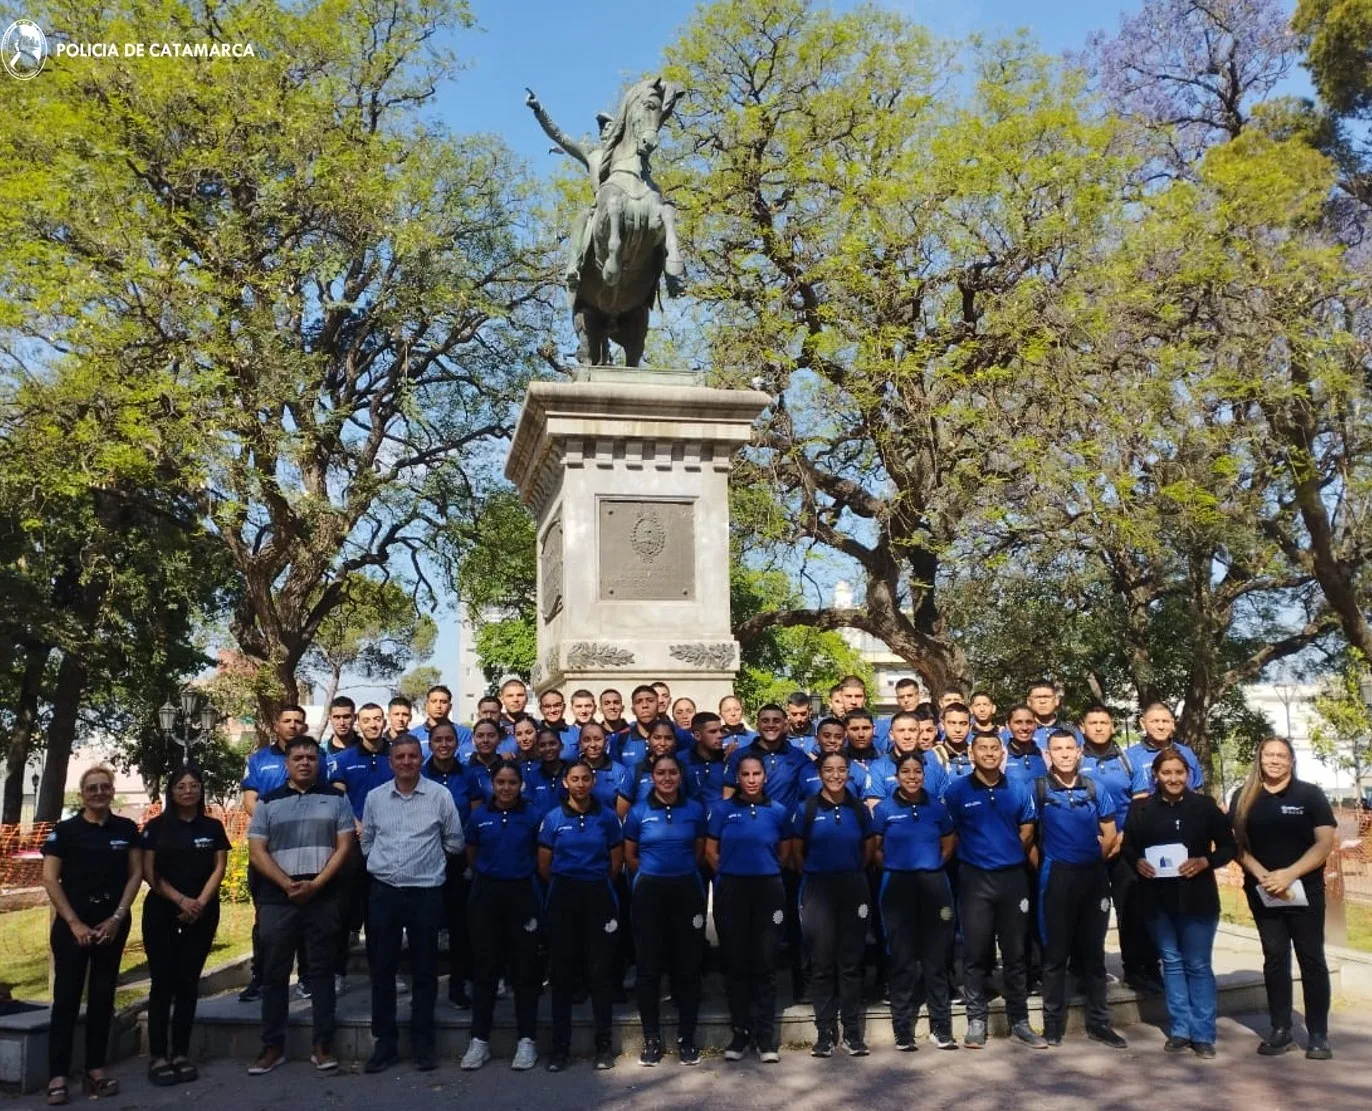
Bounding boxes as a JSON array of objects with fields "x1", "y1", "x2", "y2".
[
  {"x1": 45, "y1": 1080, "x2": 68, "y2": 1106},
  {"x1": 82, "y1": 1071, "x2": 119, "y2": 1098},
  {"x1": 172, "y1": 1059, "x2": 199, "y2": 1083},
  {"x1": 148, "y1": 1061, "x2": 179, "y2": 1087}
]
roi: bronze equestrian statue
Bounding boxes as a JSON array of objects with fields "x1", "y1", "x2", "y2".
[{"x1": 526, "y1": 78, "x2": 686, "y2": 367}]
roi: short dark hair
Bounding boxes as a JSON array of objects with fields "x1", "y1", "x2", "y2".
[
  {"x1": 937, "y1": 686, "x2": 966, "y2": 701},
  {"x1": 500, "y1": 677, "x2": 527, "y2": 692},
  {"x1": 839, "y1": 675, "x2": 866, "y2": 690},
  {"x1": 889, "y1": 710, "x2": 919, "y2": 727},
  {"x1": 651, "y1": 681, "x2": 671, "y2": 692},
  {"x1": 571, "y1": 688, "x2": 596, "y2": 700},
  {"x1": 756, "y1": 703, "x2": 785, "y2": 717},
  {"x1": 388, "y1": 696, "x2": 412, "y2": 711},
  {"x1": 390, "y1": 734, "x2": 422, "y2": 754},
  {"x1": 844, "y1": 709, "x2": 874, "y2": 725},
  {"x1": 358, "y1": 701, "x2": 382, "y2": 714},
  {"x1": 912, "y1": 707, "x2": 935, "y2": 722},
  {"x1": 1045, "y1": 728, "x2": 1078, "y2": 746},
  {"x1": 426, "y1": 685, "x2": 452, "y2": 699},
  {"x1": 785, "y1": 691, "x2": 811, "y2": 708},
  {"x1": 285, "y1": 736, "x2": 320, "y2": 755},
  {"x1": 940, "y1": 702, "x2": 970, "y2": 718},
  {"x1": 971, "y1": 729, "x2": 1002, "y2": 743},
  {"x1": 329, "y1": 696, "x2": 355, "y2": 712},
  {"x1": 691, "y1": 711, "x2": 721, "y2": 730},
  {"x1": 1027, "y1": 679, "x2": 1057, "y2": 695},
  {"x1": 631, "y1": 684, "x2": 658, "y2": 701},
  {"x1": 895, "y1": 677, "x2": 919, "y2": 691},
  {"x1": 1082, "y1": 702, "x2": 1113, "y2": 719},
  {"x1": 969, "y1": 690, "x2": 992, "y2": 702},
  {"x1": 477, "y1": 694, "x2": 501, "y2": 709},
  {"x1": 276, "y1": 704, "x2": 306, "y2": 720}
]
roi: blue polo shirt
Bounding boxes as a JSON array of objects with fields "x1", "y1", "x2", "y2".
[
  {"x1": 788, "y1": 728, "x2": 817, "y2": 756},
  {"x1": 463, "y1": 754, "x2": 506, "y2": 808},
  {"x1": 1079, "y1": 743, "x2": 1137, "y2": 826},
  {"x1": 706, "y1": 795, "x2": 792, "y2": 877},
  {"x1": 465, "y1": 800, "x2": 541, "y2": 879},
  {"x1": 1034, "y1": 721, "x2": 1083, "y2": 751},
  {"x1": 792, "y1": 793, "x2": 873, "y2": 875},
  {"x1": 614, "y1": 723, "x2": 656, "y2": 770},
  {"x1": 577, "y1": 757, "x2": 631, "y2": 810},
  {"x1": 622, "y1": 794, "x2": 707, "y2": 879},
  {"x1": 863, "y1": 752, "x2": 950, "y2": 804},
  {"x1": 523, "y1": 762, "x2": 568, "y2": 817},
  {"x1": 421, "y1": 757, "x2": 472, "y2": 813},
  {"x1": 537, "y1": 800, "x2": 623, "y2": 881},
  {"x1": 872, "y1": 790, "x2": 955, "y2": 871},
  {"x1": 683, "y1": 749, "x2": 729, "y2": 811},
  {"x1": 328, "y1": 740, "x2": 396, "y2": 820},
  {"x1": 932, "y1": 742, "x2": 975, "y2": 782},
  {"x1": 724, "y1": 740, "x2": 811, "y2": 813},
  {"x1": 721, "y1": 723, "x2": 758, "y2": 749},
  {"x1": 800, "y1": 760, "x2": 872, "y2": 801},
  {"x1": 241, "y1": 742, "x2": 290, "y2": 796},
  {"x1": 538, "y1": 719, "x2": 581, "y2": 761},
  {"x1": 409, "y1": 720, "x2": 474, "y2": 760},
  {"x1": 1036, "y1": 775, "x2": 1114, "y2": 866},
  {"x1": 1127, "y1": 739, "x2": 1203, "y2": 793},
  {"x1": 1003, "y1": 744, "x2": 1048, "y2": 792},
  {"x1": 945, "y1": 772, "x2": 1036, "y2": 870}
]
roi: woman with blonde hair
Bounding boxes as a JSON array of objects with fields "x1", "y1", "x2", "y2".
[{"x1": 1230, "y1": 736, "x2": 1337, "y2": 1059}]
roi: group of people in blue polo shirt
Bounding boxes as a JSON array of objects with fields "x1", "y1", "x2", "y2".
[{"x1": 217, "y1": 673, "x2": 1339, "y2": 1078}]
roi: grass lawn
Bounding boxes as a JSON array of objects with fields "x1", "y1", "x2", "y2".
[
  {"x1": 0, "y1": 894, "x2": 254, "y2": 1007},
  {"x1": 1219, "y1": 885, "x2": 1372, "y2": 953}
]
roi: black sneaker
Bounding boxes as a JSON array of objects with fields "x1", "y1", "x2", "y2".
[
  {"x1": 1305, "y1": 1034, "x2": 1332, "y2": 1060},
  {"x1": 842, "y1": 1034, "x2": 869, "y2": 1057},
  {"x1": 1011, "y1": 1021, "x2": 1048, "y2": 1049},
  {"x1": 893, "y1": 1026, "x2": 917, "y2": 1052},
  {"x1": 594, "y1": 1046, "x2": 616, "y2": 1070},
  {"x1": 448, "y1": 985, "x2": 472, "y2": 1009},
  {"x1": 364, "y1": 1045, "x2": 399, "y2": 1074},
  {"x1": 929, "y1": 1029, "x2": 959, "y2": 1050},
  {"x1": 1164, "y1": 1035, "x2": 1191, "y2": 1053},
  {"x1": 1087, "y1": 1025, "x2": 1128, "y2": 1050},
  {"x1": 1044, "y1": 1026, "x2": 1064, "y2": 1047},
  {"x1": 724, "y1": 1031, "x2": 750, "y2": 1061},
  {"x1": 1191, "y1": 1041, "x2": 1216, "y2": 1059},
  {"x1": 546, "y1": 1049, "x2": 570, "y2": 1072},
  {"x1": 638, "y1": 1039, "x2": 663, "y2": 1067},
  {"x1": 677, "y1": 1041, "x2": 701, "y2": 1066},
  {"x1": 1257, "y1": 1027, "x2": 1293, "y2": 1055},
  {"x1": 811, "y1": 1033, "x2": 835, "y2": 1058},
  {"x1": 238, "y1": 981, "x2": 262, "y2": 1003}
]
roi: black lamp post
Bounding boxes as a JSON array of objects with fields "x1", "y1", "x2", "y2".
[{"x1": 158, "y1": 688, "x2": 219, "y2": 766}]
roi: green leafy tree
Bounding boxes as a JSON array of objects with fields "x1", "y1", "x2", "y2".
[
  {"x1": 1310, "y1": 654, "x2": 1372, "y2": 802},
  {"x1": 302, "y1": 576, "x2": 437, "y2": 708},
  {"x1": 397, "y1": 665, "x2": 444, "y2": 705},
  {"x1": 0, "y1": 0, "x2": 556, "y2": 739}
]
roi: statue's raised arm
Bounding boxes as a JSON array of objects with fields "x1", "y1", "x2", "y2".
[{"x1": 525, "y1": 88, "x2": 591, "y2": 171}]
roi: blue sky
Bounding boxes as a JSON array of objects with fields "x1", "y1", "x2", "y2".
[{"x1": 384, "y1": 0, "x2": 1156, "y2": 706}]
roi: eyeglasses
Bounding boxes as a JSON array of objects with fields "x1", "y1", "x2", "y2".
[{"x1": 83, "y1": 783, "x2": 114, "y2": 793}]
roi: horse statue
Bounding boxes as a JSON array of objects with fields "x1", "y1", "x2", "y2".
[{"x1": 526, "y1": 78, "x2": 686, "y2": 367}]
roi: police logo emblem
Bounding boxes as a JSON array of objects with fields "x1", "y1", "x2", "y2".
[
  {"x1": 939, "y1": 905, "x2": 953, "y2": 921},
  {"x1": 1019, "y1": 897, "x2": 1029, "y2": 914},
  {"x1": 772, "y1": 909, "x2": 784, "y2": 925},
  {"x1": 857, "y1": 903, "x2": 869, "y2": 919},
  {"x1": 692, "y1": 913, "x2": 705, "y2": 930}
]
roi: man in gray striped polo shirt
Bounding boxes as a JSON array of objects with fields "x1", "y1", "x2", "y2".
[
  {"x1": 246, "y1": 736, "x2": 354, "y2": 1075},
  {"x1": 359, "y1": 734, "x2": 465, "y2": 1074}
]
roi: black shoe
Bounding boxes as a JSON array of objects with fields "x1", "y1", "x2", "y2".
[
  {"x1": 893, "y1": 1026, "x2": 917, "y2": 1052},
  {"x1": 1126, "y1": 974, "x2": 1164, "y2": 996},
  {"x1": 1191, "y1": 1041, "x2": 1216, "y2": 1059},
  {"x1": 415, "y1": 1051, "x2": 438, "y2": 1072},
  {"x1": 546, "y1": 1049, "x2": 570, "y2": 1073},
  {"x1": 811, "y1": 1033, "x2": 835, "y2": 1058},
  {"x1": 1044, "y1": 1027, "x2": 1064, "y2": 1047},
  {"x1": 1087, "y1": 1025, "x2": 1128, "y2": 1049},
  {"x1": 1305, "y1": 1034, "x2": 1332, "y2": 1060},
  {"x1": 1257, "y1": 1027, "x2": 1293, "y2": 1055},
  {"x1": 639, "y1": 1038, "x2": 664, "y2": 1067},
  {"x1": 841, "y1": 1034, "x2": 869, "y2": 1057},
  {"x1": 237, "y1": 981, "x2": 262, "y2": 1003},
  {"x1": 724, "y1": 1031, "x2": 750, "y2": 1061},
  {"x1": 1011, "y1": 1021, "x2": 1048, "y2": 1049},
  {"x1": 677, "y1": 1041, "x2": 700, "y2": 1066},
  {"x1": 929, "y1": 1029, "x2": 959, "y2": 1050},
  {"x1": 1164, "y1": 1035, "x2": 1191, "y2": 1053},
  {"x1": 364, "y1": 1045, "x2": 399, "y2": 1074},
  {"x1": 448, "y1": 986, "x2": 471, "y2": 1009},
  {"x1": 594, "y1": 1046, "x2": 616, "y2": 1070}
]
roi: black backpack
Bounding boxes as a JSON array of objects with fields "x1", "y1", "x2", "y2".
[{"x1": 1033, "y1": 775, "x2": 1098, "y2": 841}]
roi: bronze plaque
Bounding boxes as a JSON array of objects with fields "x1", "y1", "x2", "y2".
[{"x1": 599, "y1": 499, "x2": 695, "y2": 601}]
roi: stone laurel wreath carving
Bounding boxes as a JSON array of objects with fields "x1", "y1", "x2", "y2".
[
  {"x1": 529, "y1": 660, "x2": 545, "y2": 689},
  {"x1": 669, "y1": 643, "x2": 736, "y2": 669},
  {"x1": 566, "y1": 642, "x2": 637, "y2": 669}
]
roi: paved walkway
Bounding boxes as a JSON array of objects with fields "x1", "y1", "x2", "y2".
[{"x1": 68, "y1": 1006, "x2": 1372, "y2": 1110}]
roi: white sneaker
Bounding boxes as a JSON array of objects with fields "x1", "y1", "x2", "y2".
[
  {"x1": 335, "y1": 973, "x2": 346, "y2": 997},
  {"x1": 395, "y1": 976, "x2": 409, "y2": 995},
  {"x1": 293, "y1": 980, "x2": 311, "y2": 1000},
  {"x1": 495, "y1": 978, "x2": 509, "y2": 1000},
  {"x1": 511, "y1": 1038, "x2": 538, "y2": 1071},
  {"x1": 461, "y1": 1038, "x2": 491, "y2": 1071}
]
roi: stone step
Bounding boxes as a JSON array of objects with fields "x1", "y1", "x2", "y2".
[{"x1": 164, "y1": 965, "x2": 1288, "y2": 1064}]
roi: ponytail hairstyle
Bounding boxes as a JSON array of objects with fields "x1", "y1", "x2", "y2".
[{"x1": 1232, "y1": 736, "x2": 1297, "y2": 856}]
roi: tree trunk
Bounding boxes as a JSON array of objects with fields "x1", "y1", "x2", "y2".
[
  {"x1": 2, "y1": 645, "x2": 51, "y2": 824},
  {"x1": 35, "y1": 652, "x2": 88, "y2": 822},
  {"x1": 252, "y1": 648, "x2": 303, "y2": 746}
]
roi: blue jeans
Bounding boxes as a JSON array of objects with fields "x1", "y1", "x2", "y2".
[
  {"x1": 1148, "y1": 910, "x2": 1218, "y2": 1042},
  {"x1": 367, "y1": 882, "x2": 443, "y2": 1054}
]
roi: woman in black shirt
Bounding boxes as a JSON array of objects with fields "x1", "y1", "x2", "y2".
[
  {"x1": 1121, "y1": 747, "x2": 1235, "y2": 1059},
  {"x1": 1230, "y1": 736, "x2": 1337, "y2": 1060},
  {"x1": 140, "y1": 765, "x2": 231, "y2": 1085},
  {"x1": 40, "y1": 766, "x2": 143, "y2": 1104}
]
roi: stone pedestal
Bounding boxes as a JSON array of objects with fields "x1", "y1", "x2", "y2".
[{"x1": 505, "y1": 368, "x2": 770, "y2": 709}]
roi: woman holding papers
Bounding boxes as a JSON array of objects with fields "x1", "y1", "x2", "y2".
[
  {"x1": 1230, "y1": 737, "x2": 1337, "y2": 1060},
  {"x1": 1121, "y1": 747, "x2": 1235, "y2": 1059}
]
